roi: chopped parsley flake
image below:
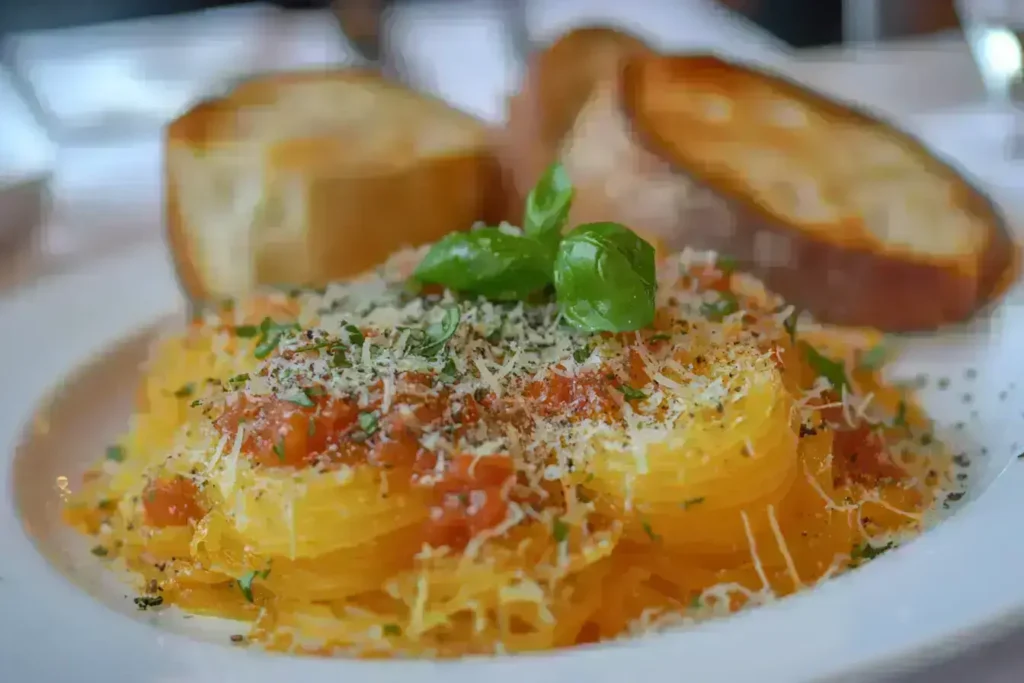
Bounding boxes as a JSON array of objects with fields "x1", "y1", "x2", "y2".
[
  {"x1": 850, "y1": 541, "x2": 895, "y2": 565},
  {"x1": 237, "y1": 570, "x2": 260, "y2": 602},
  {"x1": 700, "y1": 292, "x2": 739, "y2": 322},
  {"x1": 681, "y1": 497, "x2": 705, "y2": 510},
  {"x1": 552, "y1": 517, "x2": 570, "y2": 542},
  {"x1": 105, "y1": 445, "x2": 125, "y2": 462},
  {"x1": 358, "y1": 412, "x2": 380, "y2": 437},
  {"x1": 893, "y1": 400, "x2": 909, "y2": 429},
  {"x1": 133, "y1": 595, "x2": 163, "y2": 610},
  {"x1": 409, "y1": 306, "x2": 460, "y2": 358},
  {"x1": 858, "y1": 345, "x2": 887, "y2": 371},
  {"x1": 282, "y1": 388, "x2": 315, "y2": 408},
  {"x1": 782, "y1": 308, "x2": 799, "y2": 342},
  {"x1": 383, "y1": 623, "x2": 402, "y2": 636},
  {"x1": 641, "y1": 519, "x2": 660, "y2": 542},
  {"x1": 616, "y1": 384, "x2": 648, "y2": 401},
  {"x1": 173, "y1": 383, "x2": 194, "y2": 398},
  {"x1": 573, "y1": 344, "x2": 592, "y2": 364},
  {"x1": 802, "y1": 343, "x2": 849, "y2": 393}
]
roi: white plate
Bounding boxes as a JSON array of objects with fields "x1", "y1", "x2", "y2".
[{"x1": 2, "y1": 232, "x2": 1024, "y2": 683}]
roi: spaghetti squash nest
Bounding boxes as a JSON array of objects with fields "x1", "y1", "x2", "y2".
[{"x1": 65, "y1": 246, "x2": 961, "y2": 657}]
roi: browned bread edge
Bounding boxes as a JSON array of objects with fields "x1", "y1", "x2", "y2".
[{"x1": 619, "y1": 53, "x2": 1019, "y2": 331}]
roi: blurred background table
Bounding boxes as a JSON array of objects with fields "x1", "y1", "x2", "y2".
[{"x1": 0, "y1": 5, "x2": 1022, "y2": 676}]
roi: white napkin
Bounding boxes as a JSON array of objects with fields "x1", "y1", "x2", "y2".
[{"x1": 4, "y1": 3, "x2": 288, "y2": 140}]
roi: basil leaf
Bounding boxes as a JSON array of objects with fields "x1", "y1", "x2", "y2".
[
  {"x1": 802, "y1": 343, "x2": 850, "y2": 393},
  {"x1": 414, "y1": 229, "x2": 554, "y2": 301},
  {"x1": 410, "y1": 306, "x2": 461, "y2": 358},
  {"x1": 554, "y1": 222, "x2": 656, "y2": 332},
  {"x1": 524, "y1": 162, "x2": 574, "y2": 252}
]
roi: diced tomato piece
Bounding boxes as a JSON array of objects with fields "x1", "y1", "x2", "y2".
[
  {"x1": 627, "y1": 348, "x2": 651, "y2": 388},
  {"x1": 689, "y1": 264, "x2": 732, "y2": 292},
  {"x1": 143, "y1": 476, "x2": 203, "y2": 527},
  {"x1": 832, "y1": 425, "x2": 905, "y2": 486},
  {"x1": 448, "y1": 453, "x2": 515, "y2": 488},
  {"x1": 423, "y1": 486, "x2": 509, "y2": 550},
  {"x1": 524, "y1": 371, "x2": 616, "y2": 418},
  {"x1": 214, "y1": 394, "x2": 359, "y2": 467}
]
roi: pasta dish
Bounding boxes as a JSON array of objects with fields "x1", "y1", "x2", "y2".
[{"x1": 65, "y1": 165, "x2": 960, "y2": 657}]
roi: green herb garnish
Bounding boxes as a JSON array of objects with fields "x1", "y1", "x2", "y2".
[
  {"x1": 414, "y1": 165, "x2": 656, "y2": 333},
  {"x1": 783, "y1": 308, "x2": 799, "y2": 343},
  {"x1": 641, "y1": 519, "x2": 660, "y2": 542},
  {"x1": 173, "y1": 383, "x2": 195, "y2": 398},
  {"x1": 358, "y1": 411, "x2": 380, "y2": 437},
  {"x1": 554, "y1": 222, "x2": 656, "y2": 332},
  {"x1": 802, "y1": 343, "x2": 850, "y2": 393},
  {"x1": 700, "y1": 291, "x2": 740, "y2": 322},
  {"x1": 342, "y1": 324, "x2": 365, "y2": 347},
  {"x1": 90, "y1": 545, "x2": 109, "y2": 557},
  {"x1": 234, "y1": 325, "x2": 259, "y2": 338},
  {"x1": 229, "y1": 373, "x2": 249, "y2": 385},
  {"x1": 415, "y1": 229, "x2": 554, "y2": 301},
  {"x1": 523, "y1": 161, "x2": 574, "y2": 254},
  {"x1": 282, "y1": 388, "x2": 315, "y2": 408},
  {"x1": 383, "y1": 624, "x2": 402, "y2": 637},
  {"x1": 133, "y1": 595, "x2": 164, "y2": 610},
  {"x1": 409, "y1": 306, "x2": 461, "y2": 358},
  {"x1": 616, "y1": 384, "x2": 648, "y2": 401},
  {"x1": 105, "y1": 445, "x2": 125, "y2": 462},
  {"x1": 552, "y1": 517, "x2": 570, "y2": 543},
  {"x1": 681, "y1": 497, "x2": 705, "y2": 510},
  {"x1": 572, "y1": 345, "x2": 592, "y2": 364},
  {"x1": 252, "y1": 317, "x2": 299, "y2": 359},
  {"x1": 237, "y1": 571, "x2": 258, "y2": 602},
  {"x1": 850, "y1": 541, "x2": 895, "y2": 565},
  {"x1": 716, "y1": 254, "x2": 737, "y2": 274},
  {"x1": 272, "y1": 438, "x2": 286, "y2": 462},
  {"x1": 439, "y1": 358, "x2": 458, "y2": 383},
  {"x1": 893, "y1": 400, "x2": 909, "y2": 429}
]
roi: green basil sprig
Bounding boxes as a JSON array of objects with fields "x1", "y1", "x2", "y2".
[
  {"x1": 524, "y1": 161, "x2": 574, "y2": 254},
  {"x1": 414, "y1": 162, "x2": 657, "y2": 333},
  {"x1": 414, "y1": 230, "x2": 553, "y2": 301},
  {"x1": 554, "y1": 222, "x2": 656, "y2": 332}
]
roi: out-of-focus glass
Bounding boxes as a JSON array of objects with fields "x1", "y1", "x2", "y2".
[{"x1": 957, "y1": 0, "x2": 1024, "y2": 157}]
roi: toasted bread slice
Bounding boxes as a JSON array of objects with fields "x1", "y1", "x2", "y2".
[
  {"x1": 616, "y1": 54, "x2": 1017, "y2": 331},
  {"x1": 166, "y1": 69, "x2": 505, "y2": 303},
  {"x1": 501, "y1": 26, "x2": 655, "y2": 222}
]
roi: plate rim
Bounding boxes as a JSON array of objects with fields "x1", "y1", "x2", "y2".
[{"x1": 2, "y1": 240, "x2": 1024, "y2": 683}]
